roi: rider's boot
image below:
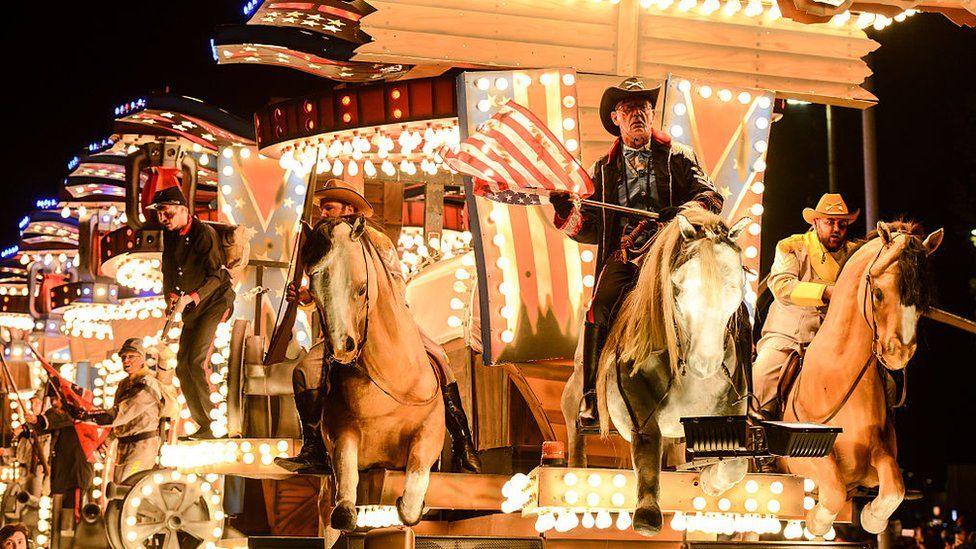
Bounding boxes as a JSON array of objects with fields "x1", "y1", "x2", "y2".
[
  {"x1": 274, "y1": 389, "x2": 333, "y2": 475},
  {"x1": 443, "y1": 382, "x2": 481, "y2": 473},
  {"x1": 751, "y1": 406, "x2": 780, "y2": 473},
  {"x1": 578, "y1": 322, "x2": 607, "y2": 429}
]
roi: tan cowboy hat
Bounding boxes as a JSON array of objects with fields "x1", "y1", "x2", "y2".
[
  {"x1": 599, "y1": 77, "x2": 662, "y2": 136},
  {"x1": 314, "y1": 178, "x2": 374, "y2": 217},
  {"x1": 802, "y1": 193, "x2": 860, "y2": 224}
]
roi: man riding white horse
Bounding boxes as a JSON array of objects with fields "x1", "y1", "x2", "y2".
[
  {"x1": 275, "y1": 178, "x2": 480, "y2": 475},
  {"x1": 549, "y1": 77, "x2": 723, "y2": 429},
  {"x1": 753, "y1": 193, "x2": 859, "y2": 420}
]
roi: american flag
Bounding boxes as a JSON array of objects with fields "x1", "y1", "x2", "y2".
[
  {"x1": 455, "y1": 69, "x2": 595, "y2": 364},
  {"x1": 444, "y1": 100, "x2": 594, "y2": 204}
]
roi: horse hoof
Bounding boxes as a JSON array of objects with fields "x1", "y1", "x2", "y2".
[
  {"x1": 396, "y1": 496, "x2": 424, "y2": 526},
  {"x1": 805, "y1": 506, "x2": 832, "y2": 537},
  {"x1": 860, "y1": 504, "x2": 888, "y2": 534},
  {"x1": 633, "y1": 504, "x2": 663, "y2": 537},
  {"x1": 699, "y1": 466, "x2": 723, "y2": 496},
  {"x1": 330, "y1": 502, "x2": 358, "y2": 531}
]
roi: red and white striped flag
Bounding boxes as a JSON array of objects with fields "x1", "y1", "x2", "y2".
[{"x1": 443, "y1": 100, "x2": 594, "y2": 203}]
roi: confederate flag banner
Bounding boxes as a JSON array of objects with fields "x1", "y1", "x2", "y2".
[{"x1": 33, "y1": 347, "x2": 110, "y2": 462}]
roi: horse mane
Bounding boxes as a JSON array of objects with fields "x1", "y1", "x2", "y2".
[
  {"x1": 843, "y1": 219, "x2": 934, "y2": 310},
  {"x1": 599, "y1": 207, "x2": 728, "y2": 382}
]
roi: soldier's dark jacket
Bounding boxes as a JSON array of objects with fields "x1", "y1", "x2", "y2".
[
  {"x1": 554, "y1": 130, "x2": 723, "y2": 267},
  {"x1": 161, "y1": 217, "x2": 231, "y2": 312}
]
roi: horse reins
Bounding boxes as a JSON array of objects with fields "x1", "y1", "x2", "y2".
[
  {"x1": 789, "y1": 235, "x2": 908, "y2": 424},
  {"x1": 319, "y1": 222, "x2": 439, "y2": 407}
]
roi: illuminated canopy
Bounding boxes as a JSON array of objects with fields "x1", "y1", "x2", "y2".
[
  {"x1": 213, "y1": 1, "x2": 410, "y2": 82},
  {"x1": 214, "y1": 0, "x2": 974, "y2": 106}
]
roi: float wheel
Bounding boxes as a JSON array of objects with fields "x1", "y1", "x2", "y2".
[{"x1": 105, "y1": 468, "x2": 224, "y2": 549}]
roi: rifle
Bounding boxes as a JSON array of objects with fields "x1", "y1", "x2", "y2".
[
  {"x1": 264, "y1": 149, "x2": 322, "y2": 365},
  {"x1": 0, "y1": 350, "x2": 49, "y2": 476}
]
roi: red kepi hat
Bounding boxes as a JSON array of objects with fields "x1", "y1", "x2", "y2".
[{"x1": 143, "y1": 167, "x2": 188, "y2": 211}]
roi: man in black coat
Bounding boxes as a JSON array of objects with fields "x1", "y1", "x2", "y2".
[
  {"x1": 24, "y1": 386, "x2": 94, "y2": 508},
  {"x1": 148, "y1": 186, "x2": 235, "y2": 440},
  {"x1": 550, "y1": 78, "x2": 724, "y2": 428}
]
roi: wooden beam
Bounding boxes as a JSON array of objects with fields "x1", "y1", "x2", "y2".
[
  {"x1": 616, "y1": 0, "x2": 640, "y2": 75},
  {"x1": 365, "y1": 1, "x2": 616, "y2": 51},
  {"x1": 355, "y1": 28, "x2": 615, "y2": 73},
  {"x1": 638, "y1": 12, "x2": 878, "y2": 59},
  {"x1": 503, "y1": 363, "x2": 558, "y2": 441},
  {"x1": 637, "y1": 39, "x2": 871, "y2": 85},
  {"x1": 364, "y1": 0, "x2": 618, "y2": 24}
]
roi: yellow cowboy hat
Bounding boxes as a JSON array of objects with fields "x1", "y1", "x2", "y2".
[
  {"x1": 802, "y1": 193, "x2": 860, "y2": 224},
  {"x1": 314, "y1": 178, "x2": 373, "y2": 217}
]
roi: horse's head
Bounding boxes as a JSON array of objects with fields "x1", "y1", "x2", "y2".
[
  {"x1": 863, "y1": 221, "x2": 943, "y2": 370},
  {"x1": 302, "y1": 215, "x2": 371, "y2": 364},
  {"x1": 670, "y1": 213, "x2": 750, "y2": 378}
]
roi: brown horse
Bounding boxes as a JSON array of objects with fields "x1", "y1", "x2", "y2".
[
  {"x1": 784, "y1": 221, "x2": 943, "y2": 536},
  {"x1": 302, "y1": 216, "x2": 445, "y2": 532}
]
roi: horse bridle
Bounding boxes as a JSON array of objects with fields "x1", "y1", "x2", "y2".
[
  {"x1": 790, "y1": 233, "x2": 908, "y2": 424},
  {"x1": 317, "y1": 219, "x2": 438, "y2": 407},
  {"x1": 617, "y1": 238, "x2": 745, "y2": 438}
]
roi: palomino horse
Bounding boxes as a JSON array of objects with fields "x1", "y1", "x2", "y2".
[
  {"x1": 562, "y1": 208, "x2": 752, "y2": 536},
  {"x1": 302, "y1": 216, "x2": 445, "y2": 531},
  {"x1": 785, "y1": 221, "x2": 942, "y2": 536}
]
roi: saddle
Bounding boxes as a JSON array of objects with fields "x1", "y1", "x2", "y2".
[
  {"x1": 769, "y1": 346, "x2": 904, "y2": 421},
  {"x1": 771, "y1": 347, "x2": 805, "y2": 419}
]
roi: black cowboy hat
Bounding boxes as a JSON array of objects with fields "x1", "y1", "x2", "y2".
[
  {"x1": 600, "y1": 77, "x2": 662, "y2": 136},
  {"x1": 145, "y1": 186, "x2": 188, "y2": 210}
]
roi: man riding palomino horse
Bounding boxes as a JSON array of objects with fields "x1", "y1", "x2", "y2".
[
  {"x1": 274, "y1": 179, "x2": 480, "y2": 475},
  {"x1": 753, "y1": 193, "x2": 859, "y2": 420},
  {"x1": 549, "y1": 77, "x2": 724, "y2": 429}
]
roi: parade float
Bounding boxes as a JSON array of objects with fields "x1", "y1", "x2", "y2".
[{"x1": 1, "y1": 0, "x2": 974, "y2": 547}]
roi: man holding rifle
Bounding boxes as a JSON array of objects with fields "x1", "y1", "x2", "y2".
[
  {"x1": 273, "y1": 179, "x2": 480, "y2": 475},
  {"x1": 549, "y1": 78, "x2": 724, "y2": 428},
  {"x1": 149, "y1": 185, "x2": 235, "y2": 440}
]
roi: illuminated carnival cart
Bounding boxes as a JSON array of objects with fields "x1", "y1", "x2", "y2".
[
  {"x1": 201, "y1": 0, "x2": 973, "y2": 547},
  {"x1": 1, "y1": 0, "x2": 972, "y2": 546}
]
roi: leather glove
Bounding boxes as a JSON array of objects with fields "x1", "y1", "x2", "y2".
[
  {"x1": 656, "y1": 206, "x2": 681, "y2": 223},
  {"x1": 549, "y1": 192, "x2": 575, "y2": 218}
]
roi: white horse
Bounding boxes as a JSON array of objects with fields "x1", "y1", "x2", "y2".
[{"x1": 562, "y1": 209, "x2": 752, "y2": 535}]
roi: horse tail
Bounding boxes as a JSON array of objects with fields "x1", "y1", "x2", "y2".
[{"x1": 596, "y1": 338, "x2": 615, "y2": 438}]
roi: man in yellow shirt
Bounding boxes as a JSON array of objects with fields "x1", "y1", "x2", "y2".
[{"x1": 753, "y1": 193, "x2": 860, "y2": 419}]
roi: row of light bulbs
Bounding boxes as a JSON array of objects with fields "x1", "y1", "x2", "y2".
[
  {"x1": 115, "y1": 256, "x2": 163, "y2": 293},
  {"x1": 61, "y1": 297, "x2": 166, "y2": 341},
  {"x1": 159, "y1": 439, "x2": 295, "y2": 469},
  {"x1": 635, "y1": 0, "x2": 916, "y2": 30},
  {"x1": 275, "y1": 122, "x2": 461, "y2": 176},
  {"x1": 397, "y1": 228, "x2": 474, "y2": 280}
]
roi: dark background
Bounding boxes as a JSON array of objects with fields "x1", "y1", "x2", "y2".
[{"x1": 2, "y1": 0, "x2": 974, "y2": 497}]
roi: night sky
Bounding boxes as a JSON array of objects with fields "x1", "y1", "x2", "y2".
[{"x1": 2, "y1": 2, "x2": 974, "y2": 488}]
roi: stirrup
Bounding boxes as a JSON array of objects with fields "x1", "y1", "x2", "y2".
[{"x1": 274, "y1": 449, "x2": 333, "y2": 475}]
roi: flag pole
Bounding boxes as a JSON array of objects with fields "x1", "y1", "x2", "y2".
[{"x1": 578, "y1": 199, "x2": 660, "y2": 219}]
